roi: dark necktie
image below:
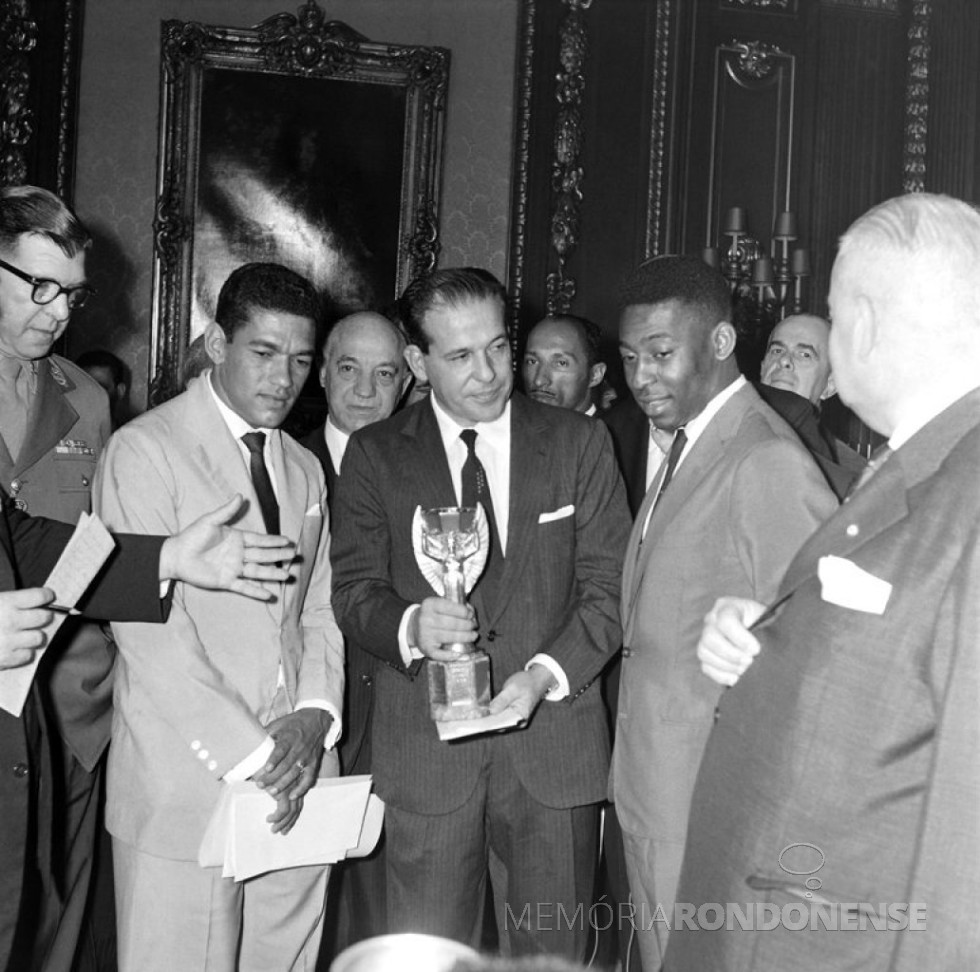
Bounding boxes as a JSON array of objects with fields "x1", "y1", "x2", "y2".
[
  {"x1": 641, "y1": 427, "x2": 687, "y2": 541},
  {"x1": 653, "y1": 427, "x2": 687, "y2": 507},
  {"x1": 459, "y1": 429, "x2": 501, "y2": 603},
  {"x1": 241, "y1": 431, "x2": 280, "y2": 535},
  {"x1": 460, "y1": 429, "x2": 495, "y2": 524}
]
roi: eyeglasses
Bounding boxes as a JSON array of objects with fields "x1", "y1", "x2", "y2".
[{"x1": 0, "y1": 257, "x2": 96, "y2": 310}]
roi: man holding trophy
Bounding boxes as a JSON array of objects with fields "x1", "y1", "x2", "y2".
[{"x1": 331, "y1": 268, "x2": 630, "y2": 959}]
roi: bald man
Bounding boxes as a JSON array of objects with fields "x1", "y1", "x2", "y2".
[
  {"x1": 522, "y1": 315, "x2": 607, "y2": 415},
  {"x1": 758, "y1": 314, "x2": 864, "y2": 499},
  {"x1": 301, "y1": 311, "x2": 409, "y2": 958},
  {"x1": 302, "y1": 312, "x2": 411, "y2": 493},
  {"x1": 760, "y1": 314, "x2": 835, "y2": 405},
  {"x1": 667, "y1": 191, "x2": 980, "y2": 972}
]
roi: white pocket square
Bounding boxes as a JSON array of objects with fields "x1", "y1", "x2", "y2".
[
  {"x1": 818, "y1": 555, "x2": 892, "y2": 614},
  {"x1": 304, "y1": 504, "x2": 321, "y2": 517},
  {"x1": 538, "y1": 504, "x2": 574, "y2": 524}
]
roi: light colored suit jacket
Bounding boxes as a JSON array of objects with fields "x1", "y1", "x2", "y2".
[
  {"x1": 94, "y1": 375, "x2": 344, "y2": 860},
  {"x1": 666, "y1": 388, "x2": 980, "y2": 972},
  {"x1": 612, "y1": 382, "x2": 837, "y2": 848}
]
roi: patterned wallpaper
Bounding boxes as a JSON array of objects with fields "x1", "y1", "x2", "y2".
[{"x1": 72, "y1": 0, "x2": 518, "y2": 410}]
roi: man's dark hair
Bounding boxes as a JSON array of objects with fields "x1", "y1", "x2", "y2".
[
  {"x1": 619, "y1": 255, "x2": 731, "y2": 326},
  {"x1": 0, "y1": 185, "x2": 91, "y2": 257},
  {"x1": 399, "y1": 267, "x2": 507, "y2": 353},
  {"x1": 75, "y1": 348, "x2": 126, "y2": 386},
  {"x1": 215, "y1": 262, "x2": 319, "y2": 339},
  {"x1": 542, "y1": 314, "x2": 603, "y2": 368}
]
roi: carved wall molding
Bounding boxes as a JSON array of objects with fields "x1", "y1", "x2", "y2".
[
  {"x1": 0, "y1": 0, "x2": 37, "y2": 187},
  {"x1": 645, "y1": 0, "x2": 672, "y2": 258},
  {"x1": 728, "y1": 40, "x2": 788, "y2": 82},
  {"x1": 545, "y1": 0, "x2": 590, "y2": 316},
  {"x1": 820, "y1": 0, "x2": 900, "y2": 12},
  {"x1": 506, "y1": 0, "x2": 536, "y2": 347},
  {"x1": 723, "y1": 0, "x2": 795, "y2": 11},
  {"x1": 903, "y1": 0, "x2": 930, "y2": 193},
  {"x1": 0, "y1": 0, "x2": 81, "y2": 195}
]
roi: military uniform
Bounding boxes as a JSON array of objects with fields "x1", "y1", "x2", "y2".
[{"x1": 0, "y1": 354, "x2": 114, "y2": 972}]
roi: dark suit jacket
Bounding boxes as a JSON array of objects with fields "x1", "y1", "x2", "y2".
[
  {"x1": 601, "y1": 397, "x2": 649, "y2": 518},
  {"x1": 666, "y1": 389, "x2": 980, "y2": 972},
  {"x1": 755, "y1": 384, "x2": 865, "y2": 500},
  {"x1": 331, "y1": 393, "x2": 631, "y2": 814},
  {"x1": 0, "y1": 503, "x2": 166, "y2": 970},
  {"x1": 299, "y1": 422, "x2": 375, "y2": 776}
]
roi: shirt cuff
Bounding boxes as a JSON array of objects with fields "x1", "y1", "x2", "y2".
[
  {"x1": 223, "y1": 736, "x2": 274, "y2": 782},
  {"x1": 398, "y1": 604, "x2": 425, "y2": 666},
  {"x1": 296, "y1": 699, "x2": 342, "y2": 750},
  {"x1": 525, "y1": 654, "x2": 569, "y2": 701}
]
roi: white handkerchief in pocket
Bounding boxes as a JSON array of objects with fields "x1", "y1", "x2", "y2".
[
  {"x1": 305, "y1": 504, "x2": 321, "y2": 517},
  {"x1": 818, "y1": 555, "x2": 892, "y2": 614},
  {"x1": 538, "y1": 504, "x2": 575, "y2": 524}
]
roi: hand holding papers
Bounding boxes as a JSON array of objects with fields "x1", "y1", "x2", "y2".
[
  {"x1": 0, "y1": 512, "x2": 115, "y2": 716},
  {"x1": 199, "y1": 775, "x2": 382, "y2": 881}
]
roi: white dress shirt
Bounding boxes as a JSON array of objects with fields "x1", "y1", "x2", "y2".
[
  {"x1": 324, "y1": 415, "x2": 350, "y2": 474},
  {"x1": 206, "y1": 373, "x2": 341, "y2": 780},
  {"x1": 398, "y1": 394, "x2": 569, "y2": 700}
]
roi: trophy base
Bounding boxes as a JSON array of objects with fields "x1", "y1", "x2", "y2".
[{"x1": 428, "y1": 652, "x2": 492, "y2": 723}]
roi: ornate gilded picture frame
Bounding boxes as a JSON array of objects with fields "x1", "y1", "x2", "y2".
[{"x1": 149, "y1": 1, "x2": 449, "y2": 405}]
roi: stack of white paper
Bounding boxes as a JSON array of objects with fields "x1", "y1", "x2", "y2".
[{"x1": 198, "y1": 775, "x2": 383, "y2": 881}]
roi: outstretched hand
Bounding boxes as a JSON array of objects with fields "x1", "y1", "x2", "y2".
[{"x1": 158, "y1": 495, "x2": 296, "y2": 601}]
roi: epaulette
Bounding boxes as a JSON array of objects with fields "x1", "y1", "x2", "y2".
[{"x1": 48, "y1": 356, "x2": 78, "y2": 393}]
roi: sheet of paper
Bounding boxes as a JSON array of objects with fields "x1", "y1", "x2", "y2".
[
  {"x1": 0, "y1": 513, "x2": 115, "y2": 717},
  {"x1": 199, "y1": 775, "x2": 379, "y2": 881},
  {"x1": 436, "y1": 707, "x2": 525, "y2": 742},
  {"x1": 348, "y1": 794, "x2": 385, "y2": 859}
]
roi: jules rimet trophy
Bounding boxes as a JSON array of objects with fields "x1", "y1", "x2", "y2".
[{"x1": 412, "y1": 505, "x2": 491, "y2": 722}]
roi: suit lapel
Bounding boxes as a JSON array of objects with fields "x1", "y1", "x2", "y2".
[
  {"x1": 401, "y1": 398, "x2": 457, "y2": 513},
  {"x1": 627, "y1": 390, "x2": 749, "y2": 614},
  {"x1": 13, "y1": 362, "x2": 77, "y2": 477},
  {"x1": 483, "y1": 396, "x2": 549, "y2": 626},
  {"x1": 777, "y1": 388, "x2": 980, "y2": 601}
]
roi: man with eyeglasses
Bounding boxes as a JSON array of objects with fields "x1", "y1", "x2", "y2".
[{"x1": 0, "y1": 184, "x2": 116, "y2": 972}]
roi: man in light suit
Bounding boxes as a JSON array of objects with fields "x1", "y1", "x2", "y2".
[
  {"x1": 611, "y1": 256, "x2": 837, "y2": 971},
  {"x1": 331, "y1": 267, "x2": 630, "y2": 959},
  {"x1": 0, "y1": 488, "x2": 299, "y2": 972},
  {"x1": 95, "y1": 263, "x2": 345, "y2": 972},
  {"x1": 666, "y1": 194, "x2": 980, "y2": 971},
  {"x1": 301, "y1": 310, "x2": 409, "y2": 959}
]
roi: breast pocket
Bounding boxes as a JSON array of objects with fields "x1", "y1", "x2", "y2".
[{"x1": 54, "y1": 451, "x2": 98, "y2": 496}]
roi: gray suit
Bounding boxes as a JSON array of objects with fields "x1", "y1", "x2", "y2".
[{"x1": 613, "y1": 381, "x2": 837, "y2": 970}]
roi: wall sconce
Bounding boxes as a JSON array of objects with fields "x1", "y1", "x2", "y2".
[{"x1": 703, "y1": 207, "x2": 810, "y2": 319}]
